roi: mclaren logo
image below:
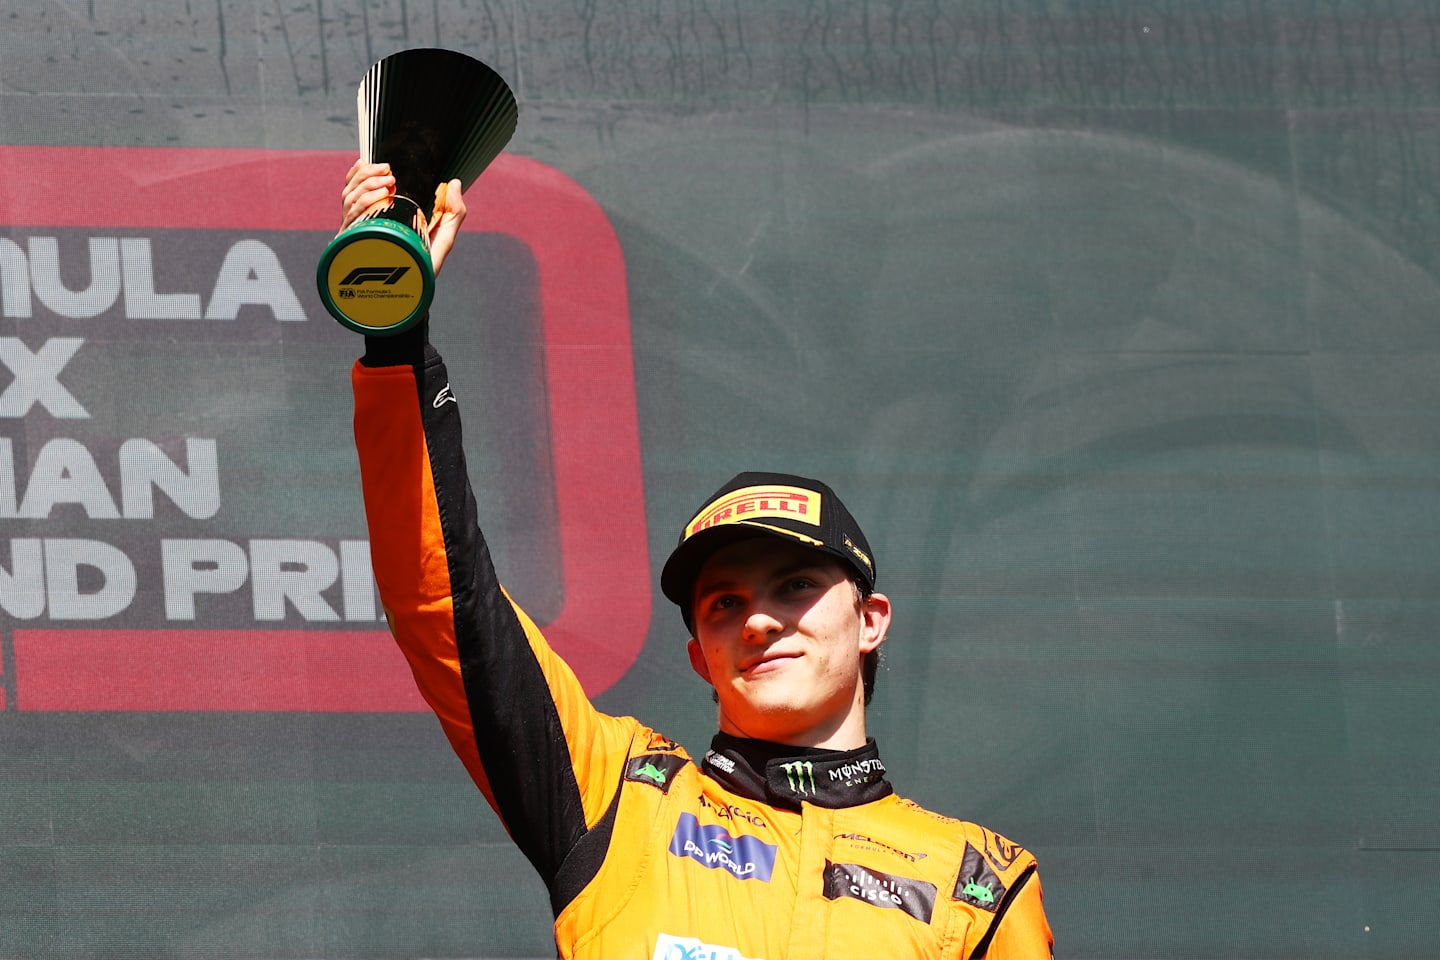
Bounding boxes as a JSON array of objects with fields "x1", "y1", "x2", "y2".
[{"x1": 339, "y1": 266, "x2": 412, "y2": 286}]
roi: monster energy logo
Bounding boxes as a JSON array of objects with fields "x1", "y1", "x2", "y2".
[{"x1": 782, "y1": 760, "x2": 816, "y2": 795}]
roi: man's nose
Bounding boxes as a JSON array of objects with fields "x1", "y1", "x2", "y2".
[{"x1": 741, "y1": 605, "x2": 784, "y2": 641}]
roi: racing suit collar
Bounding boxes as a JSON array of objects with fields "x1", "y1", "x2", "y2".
[{"x1": 702, "y1": 733, "x2": 894, "y2": 812}]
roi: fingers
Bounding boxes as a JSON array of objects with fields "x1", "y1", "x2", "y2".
[
  {"x1": 432, "y1": 177, "x2": 467, "y2": 219},
  {"x1": 428, "y1": 178, "x2": 467, "y2": 276},
  {"x1": 339, "y1": 163, "x2": 468, "y2": 277},
  {"x1": 339, "y1": 161, "x2": 395, "y2": 232}
]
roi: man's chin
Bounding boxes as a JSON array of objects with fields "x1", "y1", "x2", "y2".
[{"x1": 727, "y1": 688, "x2": 811, "y2": 726}]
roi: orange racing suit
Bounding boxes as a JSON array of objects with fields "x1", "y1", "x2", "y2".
[{"x1": 352, "y1": 344, "x2": 1054, "y2": 959}]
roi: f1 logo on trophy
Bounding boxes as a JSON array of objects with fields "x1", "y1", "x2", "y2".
[{"x1": 317, "y1": 48, "x2": 518, "y2": 335}]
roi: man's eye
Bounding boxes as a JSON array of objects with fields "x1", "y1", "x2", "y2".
[{"x1": 785, "y1": 577, "x2": 817, "y2": 592}]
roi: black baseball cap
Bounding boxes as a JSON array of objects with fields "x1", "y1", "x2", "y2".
[{"x1": 660, "y1": 471, "x2": 877, "y2": 623}]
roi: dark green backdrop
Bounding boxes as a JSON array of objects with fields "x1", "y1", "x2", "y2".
[{"x1": 2, "y1": 2, "x2": 1438, "y2": 958}]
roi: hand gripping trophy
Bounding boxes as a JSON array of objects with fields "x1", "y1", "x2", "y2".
[{"x1": 317, "y1": 48, "x2": 518, "y2": 335}]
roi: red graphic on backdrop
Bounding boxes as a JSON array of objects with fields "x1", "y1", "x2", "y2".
[{"x1": 0, "y1": 146, "x2": 647, "y2": 711}]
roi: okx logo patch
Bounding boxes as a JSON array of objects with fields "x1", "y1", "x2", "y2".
[{"x1": 668, "y1": 813, "x2": 777, "y2": 882}]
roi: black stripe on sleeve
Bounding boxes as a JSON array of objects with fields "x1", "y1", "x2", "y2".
[
  {"x1": 967, "y1": 863, "x2": 1039, "y2": 960},
  {"x1": 549, "y1": 769, "x2": 626, "y2": 916},
  {"x1": 416, "y1": 348, "x2": 592, "y2": 885}
]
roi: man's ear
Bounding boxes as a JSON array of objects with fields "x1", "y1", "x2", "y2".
[
  {"x1": 859, "y1": 591, "x2": 892, "y2": 654},
  {"x1": 686, "y1": 637, "x2": 714, "y2": 684}
]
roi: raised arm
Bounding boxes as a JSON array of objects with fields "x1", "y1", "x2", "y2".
[{"x1": 344, "y1": 162, "x2": 639, "y2": 893}]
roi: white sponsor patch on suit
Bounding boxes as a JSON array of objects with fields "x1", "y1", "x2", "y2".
[{"x1": 653, "y1": 932, "x2": 764, "y2": 960}]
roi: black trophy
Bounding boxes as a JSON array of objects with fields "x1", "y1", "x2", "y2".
[{"x1": 317, "y1": 48, "x2": 518, "y2": 336}]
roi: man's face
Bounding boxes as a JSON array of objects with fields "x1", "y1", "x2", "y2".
[{"x1": 686, "y1": 537, "x2": 889, "y2": 749}]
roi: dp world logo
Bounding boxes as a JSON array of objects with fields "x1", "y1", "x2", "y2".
[
  {"x1": 781, "y1": 760, "x2": 816, "y2": 795},
  {"x1": 668, "y1": 813, "x2": 776, "y2": 882}
]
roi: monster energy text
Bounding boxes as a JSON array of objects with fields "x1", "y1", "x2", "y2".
[{"x1": 829, "y1": 758, "x2": 885, "y2": 785}]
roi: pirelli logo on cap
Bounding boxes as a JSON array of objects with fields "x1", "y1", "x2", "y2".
[{"x1": 685, "y1": 484, "x2": 821, "y2": 539}]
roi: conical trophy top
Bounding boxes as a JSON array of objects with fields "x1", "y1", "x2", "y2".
[
  {"x1": 318, "y1": 48, "x2": 519, "y2": 336},
  {"x1": 358, "y1": 48, "x2": 519, "y2": 220}
]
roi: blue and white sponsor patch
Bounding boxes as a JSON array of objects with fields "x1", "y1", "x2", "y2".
[
  {"x1": 667, "y1": 812, "x2": 777, "y2": 882},
  {"x1": 652, "y1": 933, "x2": 763, "y2": 960}
]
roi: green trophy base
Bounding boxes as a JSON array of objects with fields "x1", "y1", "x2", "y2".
[{"x1": 317, "y1": 209, "x2": 435, "y2": 336}]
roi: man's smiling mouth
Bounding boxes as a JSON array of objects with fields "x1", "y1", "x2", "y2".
[{"x1": 740, "y1": 651, "x2": 802, "y2": 675}]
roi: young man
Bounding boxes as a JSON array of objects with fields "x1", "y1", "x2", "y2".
[{"x1": 344, "y1": 161, "x2": 1054, "y2": 958}]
